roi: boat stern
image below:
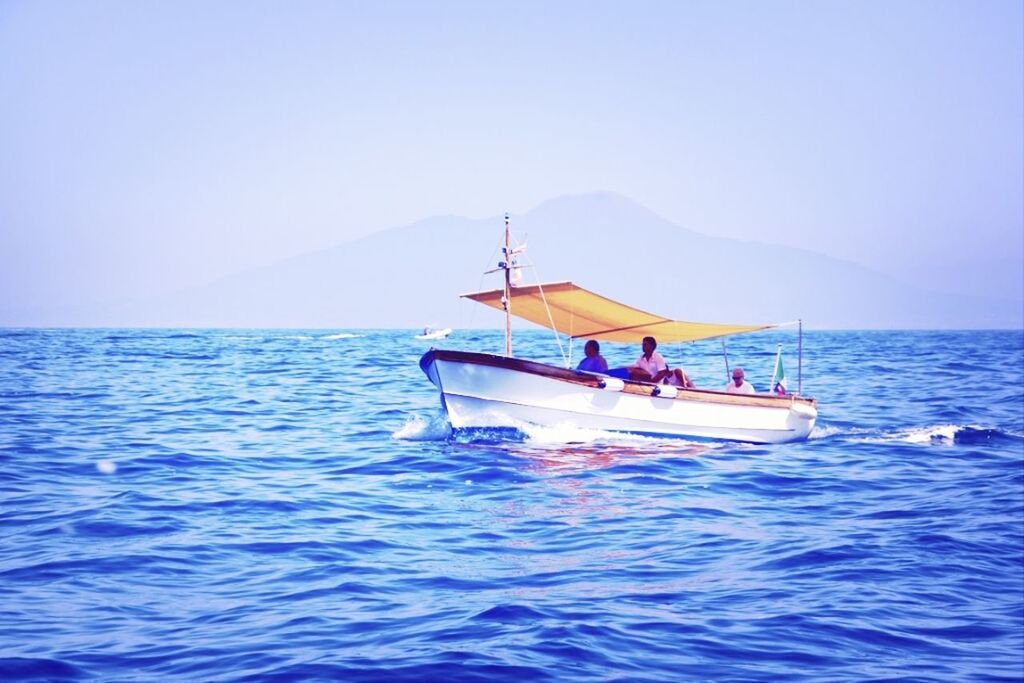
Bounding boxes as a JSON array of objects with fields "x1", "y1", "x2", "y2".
[{"x1": 785, "y1": 399, "x2": 818, "y2": 440}]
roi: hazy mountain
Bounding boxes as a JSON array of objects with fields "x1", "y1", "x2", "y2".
[{"x1": 8, "y1": 192, "x2": 1022, "y2": 329}]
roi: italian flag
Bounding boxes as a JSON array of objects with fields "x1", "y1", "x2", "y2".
[{"x1": 771, "y1": 345, "x2": 788, "y2": 395}]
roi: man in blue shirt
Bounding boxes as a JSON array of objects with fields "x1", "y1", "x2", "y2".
[{"x1": 576, "y1": 339, "x2": 608, "y2": 373}]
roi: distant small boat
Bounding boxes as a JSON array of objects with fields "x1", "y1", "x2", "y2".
[
  {"x1": 415, "y1": 327, "x2": 452, "y2": 340},
  {"x1": 419, "y1": 214, "x2": 818, "y2": 444}
]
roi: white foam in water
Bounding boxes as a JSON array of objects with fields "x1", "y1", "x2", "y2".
[
  {"x1": 809, "y1": 425, "x2": 846, "y2": 440},
  {"x1": 809, "y1": 423, "x2": 988, "y2": 446},
  {"x1": 898, "y1": 424, "x2": 965, "y2": 444},
  {"x1": 392, "y1": 405, "x2": 698, "y2": 446},
  {"x1": 324, "y1": 333, "x2": 360, "y2": 340},
  {"x1": 442, "y1": 400, "x2": 683, "y2": 445},
  {"x1": 808, "y1": 425, "x2": 879, "y2": 441},
  {"x1": 392, "y1": 413, "x2": 451, "y2": 440},
  {"x1": 855, "y1": 423, "x2": 978, "y2": 446},
  {"x1": 519, "y1": 421, "x2": 678, "y2": 445},
  {"x1": 520, "y1": 422, "x2": 622, "y2": 444}
]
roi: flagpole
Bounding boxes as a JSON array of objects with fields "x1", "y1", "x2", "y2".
[
  {"x1": 798, "y1": 319, "x2": 803, "y2": 395},
  {"x1": 772, "y1": 343, "x2": 782, "y2": 394}
]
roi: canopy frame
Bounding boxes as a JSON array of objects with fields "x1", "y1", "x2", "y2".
[{"x1": 462, "y1": 281, "x2": 788, "y2": 345}]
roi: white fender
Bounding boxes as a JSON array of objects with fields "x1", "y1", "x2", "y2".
[
  {"x1": 597, "y1": 377, "x2": 625, "y2": 392},
  {"x1": 652, "y1": 384, "x2": 678, "y2": 399}
]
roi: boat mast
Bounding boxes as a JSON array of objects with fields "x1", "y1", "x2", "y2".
[{"x1": 503, "y1": 212, "x2": 512, "y2": 356}]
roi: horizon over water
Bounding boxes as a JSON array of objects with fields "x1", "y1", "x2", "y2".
[{"x1": 1, "y1": 328, "x2": 1022, "y2": 681}]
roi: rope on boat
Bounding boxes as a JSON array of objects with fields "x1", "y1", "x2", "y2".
[{"x1": 514, "y1": 250, "x2": 569, "y2": 367}]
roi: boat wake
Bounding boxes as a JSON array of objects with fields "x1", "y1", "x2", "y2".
[
  {"x1": 811, "y1": 423, "x2": 1021, "y2": 446},
  {"x1": 808, "y1": 425, "x2": 850, "y2": 440},
  {"x1": 323, "y1": 333, "x2": 360, "y2": 340}
]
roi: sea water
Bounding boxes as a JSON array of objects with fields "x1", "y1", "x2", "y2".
[{"x1": 1, "y1": 329, "x2": 1021, "y2": 681}]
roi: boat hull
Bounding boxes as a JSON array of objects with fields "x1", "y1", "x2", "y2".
[{"x1": 420, "y1": 349, "x2": 817, "y2": 444}]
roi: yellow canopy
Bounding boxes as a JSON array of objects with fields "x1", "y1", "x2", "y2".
[{"x1": 462, "y1": 281, "x2": 778, "y2": 343}]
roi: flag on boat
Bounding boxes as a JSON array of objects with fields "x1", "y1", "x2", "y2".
[{"x1": 771, "y1": 345, "x2": 788, "y2": 395}]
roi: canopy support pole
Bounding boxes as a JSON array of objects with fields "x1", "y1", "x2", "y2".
[
  {"x1": 798, "y1": 319, "x2": 803, "y2": 395},
  {"x1": 721, "y1": 339, "x2": 731, "y2": 381}
]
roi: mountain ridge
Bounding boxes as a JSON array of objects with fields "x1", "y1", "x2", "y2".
[{"x1": 3, "y1": 191, "x2": 1020, "y2": 329}]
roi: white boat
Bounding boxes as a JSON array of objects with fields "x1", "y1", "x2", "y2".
[
  {"x1": 419, "y1": 215, "x2": 817, "y2": 444},
  {"x1": 415, "y1": 327, "x2": 452, "y2": 340}
]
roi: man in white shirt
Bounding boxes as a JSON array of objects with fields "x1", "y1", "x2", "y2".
[
  {"x1": 725, "y1": 368, "x2": 755, "y2": 394},
  {"x1": 632, "y1": 336, "x2": 667, "y2": 381},
  {"x1": 627, "y1": 336, "x2": 694, "y2": 387}
]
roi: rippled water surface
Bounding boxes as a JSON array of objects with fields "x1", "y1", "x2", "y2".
[{"x1": 1, "y1": 328, "x2": 1022, "y2": 681}]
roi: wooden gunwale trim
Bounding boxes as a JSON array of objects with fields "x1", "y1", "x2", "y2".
[{"x1": 426, "y1": 349, "x2": 816, "y2": 408}]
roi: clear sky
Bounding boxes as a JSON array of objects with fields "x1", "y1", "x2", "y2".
[{"x1": 1, "y1": 0, "x2": 1021, "y2": 313}]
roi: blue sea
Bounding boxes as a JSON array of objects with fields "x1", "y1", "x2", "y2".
[{"x1": 1, "y1": 328, "x2": 1022, "y2": 681}]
